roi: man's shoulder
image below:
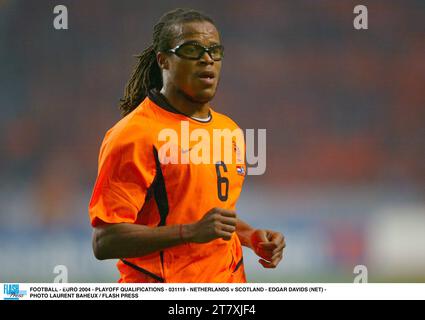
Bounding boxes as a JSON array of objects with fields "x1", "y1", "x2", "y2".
[
  {"x1": 101, "y1": 102, "x2": 157, "y2": 151},
  {"x1": 211, "y1": 109, "x2": 241, "y2": 130}
]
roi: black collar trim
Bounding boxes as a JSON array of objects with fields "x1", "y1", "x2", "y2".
[{"x1": 148, "y1": 89, "x2": 212, "y2": 123}]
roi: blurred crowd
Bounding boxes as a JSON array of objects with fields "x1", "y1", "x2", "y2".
[{"x1": 0, "y1": 0, "x2": 424, "y2": 228}]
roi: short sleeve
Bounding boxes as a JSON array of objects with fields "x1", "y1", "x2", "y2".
[{"x1": 88, "y1": 128, "x2": 156, "y2": 227}]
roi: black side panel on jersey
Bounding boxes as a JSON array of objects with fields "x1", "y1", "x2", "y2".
[
  {"x1": 152, "y1": 146, "x2": 169, "y2": 227},
  {"x1": 152, "y1": 146, "x2": 170, "y2": 280},
  {"x1": 120, "y1": 259, "x2": 165, "y2": 283}
]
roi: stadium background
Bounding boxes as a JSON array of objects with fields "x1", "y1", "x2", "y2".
[{"x1": 0, "y1": 0, "x2": 424, "y2": 282}]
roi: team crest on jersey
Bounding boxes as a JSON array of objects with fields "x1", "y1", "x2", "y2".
[{"x1": 236, "y1": 165, "x2": 246, "y2": 176}]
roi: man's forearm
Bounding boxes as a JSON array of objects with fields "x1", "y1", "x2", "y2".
[
  {"x1": 93, "y1": 208, "x2": 242, "y2": 260},
  {"x1": 93, "y1": 223, "x2": 192, "y2": 260},
  {"x1": 236, "y1": 218, "x2": 255, "y2": 249}
]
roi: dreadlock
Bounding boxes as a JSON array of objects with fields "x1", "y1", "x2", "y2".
[{"x1": 119, "y1": 8, "x2": 215, "y2": 117}]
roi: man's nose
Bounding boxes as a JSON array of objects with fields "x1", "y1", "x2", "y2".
[{"x1": 199, "y1": 51, "x2": 214, "y2": 64}]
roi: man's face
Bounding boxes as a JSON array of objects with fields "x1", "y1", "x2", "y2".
[{"x1": 160, "y1": 21, "x2": 222, "y2": 103}]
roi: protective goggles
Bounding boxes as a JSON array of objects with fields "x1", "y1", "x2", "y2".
[{"x1": 168, "y1": 42, "x2": 224, "y2": 61}]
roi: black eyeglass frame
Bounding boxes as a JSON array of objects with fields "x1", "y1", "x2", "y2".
[{"x1": 167, "y1": 42, "x2": 224, "y2": 61}]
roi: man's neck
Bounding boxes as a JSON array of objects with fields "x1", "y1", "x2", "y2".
[{"x1": 160, "y1": 87, "x2": 210, "y2": 119}]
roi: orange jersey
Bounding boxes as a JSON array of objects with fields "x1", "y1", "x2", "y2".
[{"x1": 88, "y1": 90, "x2": 247, "y2": 283}]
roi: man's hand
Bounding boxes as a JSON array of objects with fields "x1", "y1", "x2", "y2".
[
  {"x1": 251, "y1": 229, "x2": 285, "y2": 268},
  {"x1": 188, "y1": 207, "x2": 237, "y2": 243}
]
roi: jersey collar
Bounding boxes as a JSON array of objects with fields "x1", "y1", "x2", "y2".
[{"x1": 148, "y1": 89, "x2": 213, "y2": 123}]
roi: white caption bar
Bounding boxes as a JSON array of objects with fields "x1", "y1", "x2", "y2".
[{"x1": 1, "y1": 283, "x2": 425, "y2": 300}]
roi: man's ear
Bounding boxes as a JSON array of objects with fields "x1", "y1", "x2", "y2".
[{"x1": 157, "y1": 52, "x2": 169, "y2": 70}]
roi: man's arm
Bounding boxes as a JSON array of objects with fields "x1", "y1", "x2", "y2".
[
  {"x1": 235, "y1": 218, "x2": 256, "y2": 249},
  {"x1": 236, "y1": 218, "x2": 286, "y2": 268},
  {"x1": 92, "y1": 207, "x2": 238, "y2": 260},
  {"x1": 93, "y1": 223, "x2": 185, "y2": 260}
]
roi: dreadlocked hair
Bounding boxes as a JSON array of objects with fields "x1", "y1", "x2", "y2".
[{"x1": 119, "y1": 8, "x2": 215, "y2": 117}]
